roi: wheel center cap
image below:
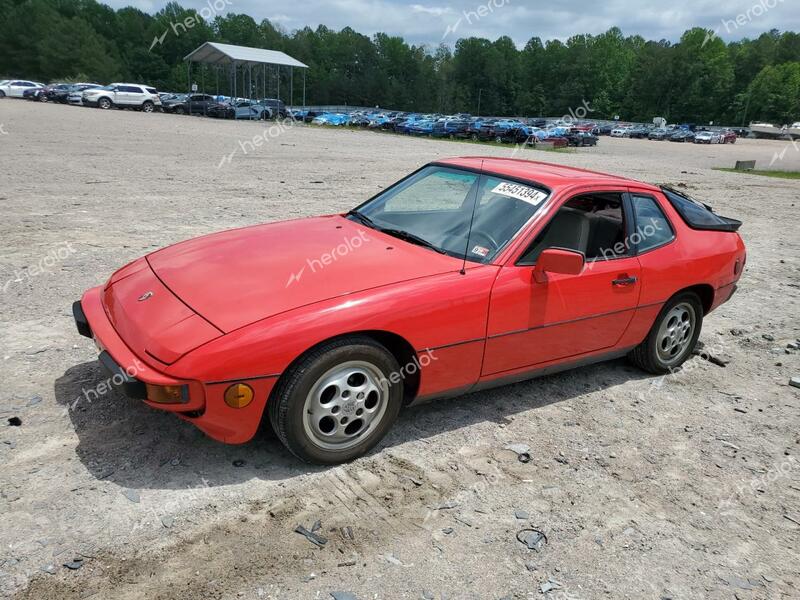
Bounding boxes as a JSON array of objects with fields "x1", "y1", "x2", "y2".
[{"x1": 342, "y1": 400, "x2": 356, "y2": 415}]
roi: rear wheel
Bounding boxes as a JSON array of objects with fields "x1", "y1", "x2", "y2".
[
  {"x1": 629, "y1": 292, "x2": 703, "y2": 374},
  {"x1": 268, "y1": 336, "x2": 403, "y2": 464},
  {"x1": 98, "y1": 97, "x2": 112, "y2": 110},
  {"x1": 142, "y1": 101, "x2": 154, "y2": 113}
]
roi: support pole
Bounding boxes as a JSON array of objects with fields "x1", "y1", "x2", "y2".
[
  {"x1": 290, "y1": 67, "x2": 294, "y2": 110},
  {"x1": 302, "y1": 69, "x2": 306, "y2": 108}
]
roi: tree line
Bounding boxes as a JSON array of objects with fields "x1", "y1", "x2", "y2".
[{"x1": 1, "y1": 0, "x2": 799, "y2": 124}]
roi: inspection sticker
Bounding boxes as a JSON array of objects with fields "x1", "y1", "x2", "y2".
[{"x1": 491, "y1": 182, "x2": 548, "y2": 206}]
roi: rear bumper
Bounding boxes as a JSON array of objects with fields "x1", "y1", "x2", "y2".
[{"x1": 73, "y1": 286, "x2": 274, "y2": 444}]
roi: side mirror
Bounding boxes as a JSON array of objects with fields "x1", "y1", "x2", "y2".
[{"x1": 533, "y1": 248, "x2": 585, "y2": 283}]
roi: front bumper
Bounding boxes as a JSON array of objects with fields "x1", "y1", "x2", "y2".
[{"x1": 73, "y1": 287, "x2": 275, "y2": 444}]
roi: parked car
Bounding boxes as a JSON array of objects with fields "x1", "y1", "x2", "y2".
[
  {"x1": 72, "y1": 158, "x2": 745, "y2": 464},
  {"x1": 669, "y1": 130, "x2": 696, "y2": 143},
  {"x1": 610, "y1": 127, "x2": 630, "y2": 138},
  {"x1": 209, "y1": 100, "x2": 272, "y2": 120},
  {"x1": 627, "y1": 125, "x2": 651, "y2": 139},
  {"x1": 565, "y1": 130, "x2": 599, "y2": 146},
  {"x1": 22, "y1": 86, "x2": 46, "y2": 100},
  {"x1": 721, "y1": 130, "x2": 738, "y2": 144},
  {"x1": 160, "y1": 94, "x2": 188, "y2": 112},
  {"x1": 168, "y1": 93, "x2": 218, "y2": 115},
  {"x1": 36, "y1": 83, "x2": 67, "y2": 102},
  {"x1": 67, "y1": 84, "x2": 103, "y2": 105},
  {"x1": 648, "y1": 128, "x2": 670, "y2": 141},
  {"x1": 82, "y1": 83, "x2": 161, "y2": 112},
  {"x1": 257, "y1": 98, "x2": 287, "y2": 119},
  {"x1": 0, "y1": 79, "x2": 45, "y2": 98},
  {"x1": 694, "y1": 130, "x2": 722, "y2": 144},
  {"x1": 431, "y1": 119, "x2": 471, "y2": 139},
  {"x1": 312, "y1": 113, "x2": 351, "y2": 126},
  {"x1": 595, "y1": 124, "x2": 614, "y2": 135}
]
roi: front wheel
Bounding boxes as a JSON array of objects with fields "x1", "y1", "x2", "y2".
[
  {"x1": 268, "y1": 336, "x2": 403, "y2": 464},
  {"x1": 98, "y1": 97, "x2": 112, "y2": 109},
  {"x1": 629, "y1": 292, "x2": 703, "y2": 374}
]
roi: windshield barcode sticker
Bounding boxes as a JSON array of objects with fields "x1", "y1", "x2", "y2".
[{"x1": 491, "y1": 182, "x2": 548, "y2": 206}]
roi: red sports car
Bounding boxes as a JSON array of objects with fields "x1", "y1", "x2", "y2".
[{"x1": 73, "y1": 158, "x2": 745, "y2": 464}]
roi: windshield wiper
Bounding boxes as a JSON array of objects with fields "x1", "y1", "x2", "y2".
[
  {"x1": 347, "y1": 210, "x2": 446, "y2": 254},
  {"x1": 379, "y1": 228, "x2": 447, "y2": 254},
  {"x1": 346, "y1": 209, "x2": 378, "y2": 229}
]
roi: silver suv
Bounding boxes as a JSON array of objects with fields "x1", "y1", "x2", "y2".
[{"x1": 82, "y1": 83, "x2": 162, "y2": 112}]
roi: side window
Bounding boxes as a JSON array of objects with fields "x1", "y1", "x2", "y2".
[
  {"x1": 518, "y1": 193, "x2": 627, "y2": 264},
  {"x1": 631, "y1": 195, "x2": 675, "y2": 252}
]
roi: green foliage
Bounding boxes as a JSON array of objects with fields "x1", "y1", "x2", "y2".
[{"x1": 0, "y1": 0, "x2": 798, "y2": 123}]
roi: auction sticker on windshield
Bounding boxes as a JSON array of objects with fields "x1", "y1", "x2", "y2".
[{"x1": 491, "y1": 182, "x2": 548, "y2": 206}]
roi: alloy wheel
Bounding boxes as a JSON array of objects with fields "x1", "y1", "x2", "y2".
[
  {"x1": 656, "y1": 302, "x2": 696, "y2": 365},
  {"x1": 302, "y1": 360, "x2": 388, "y2": 451}
]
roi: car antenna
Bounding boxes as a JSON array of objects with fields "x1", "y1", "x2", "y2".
[{"x1": 460, "y1": 160, "x2": 483, "y2": 275}]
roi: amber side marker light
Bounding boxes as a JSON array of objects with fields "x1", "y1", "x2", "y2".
[
  {"x1": 224, "y1": 383, "x2": 254, "y2": 408},
  {"x1": 146, "y1": 384, "x2": 188, "y2": 404}
]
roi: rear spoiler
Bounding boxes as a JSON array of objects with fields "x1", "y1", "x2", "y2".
[{"x1": 660, "y1": 185, "x2": 742, "y2": 233}]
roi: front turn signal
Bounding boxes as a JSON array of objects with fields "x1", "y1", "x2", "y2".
[
  {"x1": 224, "y1": 383, "x2": 254, "y2": 408},
  {"x1": 146, "y1": 384, "x2": 188, "y2": 404}
]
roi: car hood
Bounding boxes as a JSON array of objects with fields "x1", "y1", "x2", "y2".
[{"x1": 146, "y1": 215, "x2": 463, "y2": 333}]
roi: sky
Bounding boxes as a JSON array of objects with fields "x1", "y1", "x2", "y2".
[{"x1": 103, "y1": 0, "x2": 798, "y2": 47}]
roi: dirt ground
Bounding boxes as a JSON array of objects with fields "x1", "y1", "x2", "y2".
[{"x1": 0, "y1": 100, "x2": 799, "y2": 600}]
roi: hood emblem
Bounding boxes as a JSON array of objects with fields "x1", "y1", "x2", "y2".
[{"x1": 138, "y1": 291, "x2": 154, "y2": 302}]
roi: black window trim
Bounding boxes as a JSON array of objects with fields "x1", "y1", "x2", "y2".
[{"x1": 629, "y1": 192, "x2": 677, "y2": 256}]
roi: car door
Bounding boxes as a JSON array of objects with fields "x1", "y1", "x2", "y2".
[
  {"x1": 9, "y1": 81, "x2": 33, "y2": 97},
  {"x1": 482, "y1": 188, "x2": 642, "y2": 375},
  {"x1": 112, "y1": 85, "x2": 133, "y2": 106}
]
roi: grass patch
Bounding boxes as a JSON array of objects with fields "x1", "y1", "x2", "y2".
[{"x1": 713, "y1": 167, "x2": 800, "y2": 180}]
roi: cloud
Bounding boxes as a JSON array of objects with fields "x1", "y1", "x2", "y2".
[
  {"x1": 100, "y1": 0, "x2": 800, "y2": 47},
  {"x1": 410, "y1": 4, "x2": 452, "y2": 16}
]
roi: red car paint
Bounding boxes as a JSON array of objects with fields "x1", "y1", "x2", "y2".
[{"x1": 76, "y1": 158, "x2": 745, "y2": 443}]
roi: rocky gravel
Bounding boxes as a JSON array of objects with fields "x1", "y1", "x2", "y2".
[{"x1": 0, "y1": 100, "x2": 799, "y2": 599}]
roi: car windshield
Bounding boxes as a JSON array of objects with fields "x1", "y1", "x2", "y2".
[{"x1": 349, "y1": 165, "x2": 549, "y2": 264}]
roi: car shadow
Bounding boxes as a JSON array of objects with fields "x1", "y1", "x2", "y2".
[{"x1": 56, "y1": 358, "x2": 652, "y2": 490}]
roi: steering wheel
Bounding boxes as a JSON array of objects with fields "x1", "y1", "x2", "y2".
[{"x1": 467, "y1": 230, "x2": 501, "y2": 258}]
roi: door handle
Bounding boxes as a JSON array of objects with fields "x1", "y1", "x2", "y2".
[{"x1": 612, "y1": 276, "x2": 637, "y2": 286}]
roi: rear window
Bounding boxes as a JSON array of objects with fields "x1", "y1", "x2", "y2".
[
  {"x1": 145, "y1": 87, "x2": 157, "y2": 94},
  {"x1": 661, "y1": 187, "x2": 741, "y2": 232}
]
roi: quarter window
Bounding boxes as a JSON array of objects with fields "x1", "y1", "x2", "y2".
[{"x1": 631, "y1": 195, "x2": 675, "y2": 252}]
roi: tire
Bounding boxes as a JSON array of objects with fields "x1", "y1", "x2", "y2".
[
  {"x1": 174, "y1": 106, "x2": 185, "y2": 115},
  {"x1": 0, "y1": 90, "x2": 5, "y2": 98},
  {"x1": 98, "y1": 97, "x2": 112, "y2": 110},
  {"x1": 268, "y1": 336, "x2": 404, "y2": 464},
  {"x1": 39, "y1": 94, "x2": 49, "y2": 103},
  {"x1": 142, "y1": 101, "x2": 154, "y2": 113},
  {"x1": 628, "y1": 292, "x2": 703, "y2": 374}
]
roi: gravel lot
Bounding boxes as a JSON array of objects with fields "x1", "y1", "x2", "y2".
[{"x1": 1, "y1": 100, "x2": 799, "y2": 600}]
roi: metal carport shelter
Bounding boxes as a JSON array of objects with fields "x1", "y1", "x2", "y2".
[{"x1": 184, "y1": 42, "x2": 309, "y2": 107}]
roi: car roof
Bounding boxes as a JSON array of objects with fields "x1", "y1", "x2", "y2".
[{"x1": 435, "y1": 157, "x2": 657, "y2": 191}]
